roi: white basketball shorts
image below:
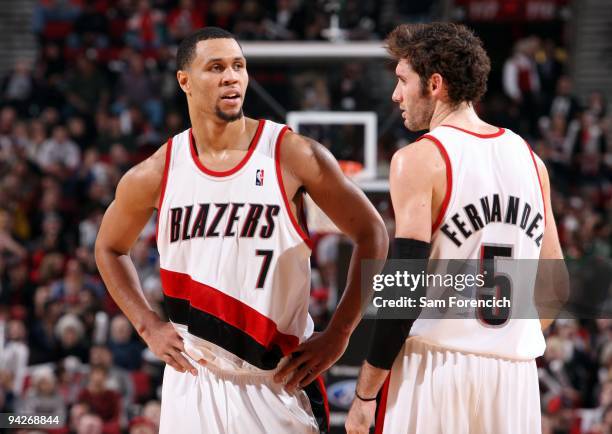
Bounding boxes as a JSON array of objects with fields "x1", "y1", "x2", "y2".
[
  {"x1": 159, "y1": 358, "x2": 329, "y2": 434},
  {"x1": 376, "y1": 337, "x2": 541, "y2": 434}
]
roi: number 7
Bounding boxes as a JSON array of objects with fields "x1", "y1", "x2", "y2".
[{"x1": 255, "y1": 250, "x2": 273, "y2": 289}]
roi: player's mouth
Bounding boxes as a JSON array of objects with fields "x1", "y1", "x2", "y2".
[
  {"x1": 221, "y1": 89, "x2": 241, "y2": 100},
  {"x1": 220, "y1": 92, "x2": 241, "y2": 107},
  {"x1": 221, "y1": 93, "x2": 240, "y2": 100}
]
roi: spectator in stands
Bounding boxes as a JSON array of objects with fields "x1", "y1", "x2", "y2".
[
  {"x1": 68, "y1": 400, "x2": 91, "y2": 433},
  {"x1": 17, "y1": 366, "x2": 66, "y2": 419},
  {"x1": 0, "y1": 209, "x2": 27, "y2": 263},
  {"x1": 206, "y1": 0, "x2": 237, "y2": 31},
  {"x1": 503, "y1": 36, "x2": 542, "y2": 136},
  {"x1": 234, "y1": 0, "x2": 268, "y2": 40},
  {"x1": 108, "y1": 315, "x2": 143, "y2": 371},
  {"x1": 141, "y1": 399, "x2": 161, "y2": 432},
  {"x1": 580, "y1": 380, "x2": 612, "y2": 433},
  {"x1": 77, "y1": 412, "x2": 104, "y2": 434},
  {"x1": 56, "y1": 356, "x2": 84, "y2": 405},
  {"x1": 116, "y1": 53, "x2": 163, "y2": 127},
  {"x1": 264, "y1": 0, "x2": 303, "y2": 40},
  {"x1": 536, "y1": 39, "x2": 565, "y2": 106},
  {"x1": 36, "y1": 125, "x2": 81, "y2": 177},
  {"x1": 539, "y1": 335, "x2": 582, "y2": 409},
  {"x1": 77, "y1": 365, "x2": 121, "y2": 432},
  {"x1": 0, "y1": 319, "x2": 29, "y2": 396},
  {"x1": 64, "y1": 57, "x2": 109, "y2": 118},
  {"x1": 1, "y1": 60, "x2": 34, "y2": 116},
  {"x1": 566, "y1": 112, "x2": 607, "y2": 179},
  {"x1": 128, "y1": 416, "x2": 156, "y2": 434},
  {"x1": 88, "y1": 344, "x2": 133, "y2": 406},
  {"x1": 125, "y1": 0, "x2": 166, "y2": 51},
  {"x1": 71, "y1": 1, "x2": 109, "y2": 49},
  {"x1": 50, "y1": 259, "x2": 103, "y2": 305},
  {"x1": 55, "y1": 313, "x2": 89, "y2": 362},
  {"x1": 549, "y1": 76, "x2": 581, "y2": 124},
  {"x1": 166, "y1": 0, "x2": 205, "y2": 43},
  {"x1": 0, "y1": 368, "x2": 16, "y2": 412}
]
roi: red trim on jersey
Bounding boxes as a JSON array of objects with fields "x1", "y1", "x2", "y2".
[
  {"x1": 155, "y1": 138, "x2": 173, "y2": 242},
  {"x1": 420, "y1": 134, "x2": 452, "y2": 233},
  {"x1": 524, "y1": 140, "x2": 547, "y2": 226},
  {"x1": 374, "y1": 375, "x2": 391, "y2": 434},
  {"x1": 189, "y1": 119, "x2": 265, "y2": 177},
  {"x1": 160, "y1": 268, "x2": 299, "y2": 354},
  {"x1": 441, "y1": 124, "x2": 505, "y2": 138},
  {"x1": 316, "y1": 376, "x2": 330, "y2": 429},
  {"x1": 274, "y1": 126, "x2": 313, "y2": 249}
]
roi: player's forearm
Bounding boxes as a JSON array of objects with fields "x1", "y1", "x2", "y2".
[
  {"x1": 327, "y1": 225, "x2": 389, "y2": 336},
  {"x1": 95, "y1": 245, "x2": 160, "y2": 335},
  {"x1": 355, "y1": 361, "x2": 389, "y2": 398}
]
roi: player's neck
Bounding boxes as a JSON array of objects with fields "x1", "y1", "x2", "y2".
[
  {"x1": 428, "y1": 102, "x2": 486, "y2": 132},
  {"x1": 190, "y1": 116, "x2": 249, "y2": 154}
]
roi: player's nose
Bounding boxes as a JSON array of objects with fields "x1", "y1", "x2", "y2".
[
  {"x1": 221, "y1": 67, "x2": 240, "y2": 85},
  {"x1": 392, "y1": 85, "x2": 402, "y2": 103}
]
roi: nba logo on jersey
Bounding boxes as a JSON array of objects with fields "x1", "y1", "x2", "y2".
[{"x1": 255, "y1": 169, "x2": 264, "y2": 186}]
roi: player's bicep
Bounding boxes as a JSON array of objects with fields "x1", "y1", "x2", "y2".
[
  {"x1": 96, "y1": 165, "x2": 161, "y2": 255},
  {"x1": 389, "y1": 145, "x2": 435, "y2": 242},
  {"x1": 97, "y1": 198, "x2": 153, "y2": 255}
]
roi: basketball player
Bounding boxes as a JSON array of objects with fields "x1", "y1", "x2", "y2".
[
  {"x1": 95, "y1": 27, "x2": 388, "y2": 433},
  {"x1": 345, "y1": 23, "x2": 566, "y2": 434}
]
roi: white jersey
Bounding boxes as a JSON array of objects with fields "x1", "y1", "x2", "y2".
[
  {"x1": 410, "y1": 124, "x2": 546, "y2": 360},
  {"x1": 156, "y1": 119, "x2": 313, "y2": 372}
]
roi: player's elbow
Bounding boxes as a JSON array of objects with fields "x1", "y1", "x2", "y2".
[
  {"x1": 355, "y1": 215, "x2": 390, "y2": 259},
  {"x1": 93, "y1": 237, "x2": 107, "y2": 268},
  {"x1": 94, "y1": 236, "x2": 118, "y2": 269}
]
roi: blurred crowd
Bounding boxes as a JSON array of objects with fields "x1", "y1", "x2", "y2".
[
  {"x1": 0, "y1": 1, "x2": 609, "y2": 434},
  {"x1": 30, "y1": 0, "x2": 429, "y2": 48}
]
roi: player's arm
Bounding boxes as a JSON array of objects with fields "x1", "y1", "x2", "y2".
[
  {"x1": 273, "y1": 131, "x2": 389, "y2": 390},
  {"x1": 346, "y1": 139, "x2": 443, "y2": 434},
  {"x1": 533, "y1": 155, "x2": 568, "y2": 330},
  {"x1": 95, "y1": 144, "x2": 197, "y2": 376}
]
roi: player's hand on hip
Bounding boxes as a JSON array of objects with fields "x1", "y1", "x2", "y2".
[
  {"x1": 273, "y1": 329, "x2": 349, "y2": 392},
  {"x1": 140, "y1": 317, "x2": 198, "y2": 376},
  {"x1": 345, "y1": 398, "x2": 376, "y2": 434}
]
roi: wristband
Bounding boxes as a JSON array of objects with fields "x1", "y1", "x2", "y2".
[{"x1": 354, "y1": 390, "x2": 377, "y2": 402}]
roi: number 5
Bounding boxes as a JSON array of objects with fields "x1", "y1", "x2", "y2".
[{"x1": 478, "y1": 244, "x2": 512, "y2": 326}]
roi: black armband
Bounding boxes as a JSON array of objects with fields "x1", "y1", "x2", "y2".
[{"x1": 366, "y1": 238, "x2": 431, "y2": 370}]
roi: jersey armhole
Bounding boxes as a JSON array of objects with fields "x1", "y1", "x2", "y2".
[
  {"x1": 274, "y1": 126, "x2": 313, "y2": 250},
  {"x1": 524, "y1": 140, "x2": 547, "y2": 227},
  {"x1": 155, "y1": 137, "x2": 174, "y2": 243},
  {"x1": 419, "y1": 134, "x2": 453, "y2": 233}
]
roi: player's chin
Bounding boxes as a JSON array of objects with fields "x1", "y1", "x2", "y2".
[
  {"x1": 403, "y1": 119, "x2": 419, "y2": 132},
  {"x1": 215, "y1": 106, "x2": 244, "y2": 122}
]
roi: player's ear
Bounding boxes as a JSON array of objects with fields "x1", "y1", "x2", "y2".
[
  {"x1": 177, "y1": 70, "x2": 191, "y2": 95},
  {"x1": 429, "y1": 73, "x2": 444, "y2": 97}
]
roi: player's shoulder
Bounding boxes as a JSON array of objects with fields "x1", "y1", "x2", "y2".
[
  {"x1": 278, "y1": 129, "x2": 330, "y2": 167},
  {"x1": 280, "y1": 129, "x2": 317, "y2": 155},
  {"x1": 116, "y1": 141, "x2": 170, "y2": 207},
  {"x1": 391, "y1": 135, "x2": 446, "y2": 178}
]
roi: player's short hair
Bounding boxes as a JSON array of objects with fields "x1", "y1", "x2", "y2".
[
  {"x1": 176, "y1": 27, "x2": 241, "y2": 71},
  {"x1": 386, "y1": 22, "x2": 491, "y2": 106}
]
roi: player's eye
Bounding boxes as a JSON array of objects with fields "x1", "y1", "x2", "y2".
[
  {"x1": 211, "y1": 64, "x2": 223, "y2": 72},
  {"x1": 233, "y1": 63, "x2": 244, "y2": 70}
]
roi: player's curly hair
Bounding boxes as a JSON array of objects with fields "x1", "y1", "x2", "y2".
[{"x1": 386, "y1": 23, "x2": 491, "y2": 106}]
